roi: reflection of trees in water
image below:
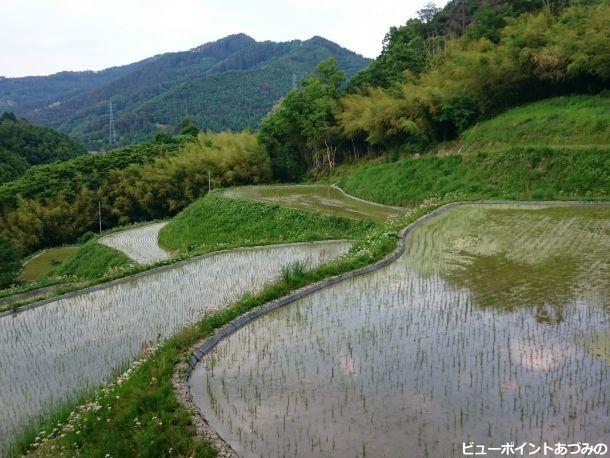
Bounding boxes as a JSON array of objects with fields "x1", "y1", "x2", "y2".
[
  {"x1": 444, "y1": 254, "x2": 581, "y2": 324},
  {"x1": 404, "y1": 205, "x2": 610, "y2": 325}
]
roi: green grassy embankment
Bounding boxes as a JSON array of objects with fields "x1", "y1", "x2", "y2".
[
  {"x1": 323, "y1": 95, "x2": 610, "y2": 207},
  {"x1": 329, "y1": 147, "x2": 609, "y2": 206},
  {"x1": 457, "y1": 94, "x2": 610, "y2": 153},
  {"x1": 158, "y1": 193, "x2": 374, "y2": 254},
  {"x1": 48, "y1": 239, "x2": 134, "y2": 280}
]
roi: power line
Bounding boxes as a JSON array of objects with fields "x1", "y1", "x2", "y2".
[{"x1": 108, "y1": 100, "x2": 117, "y2": 147}]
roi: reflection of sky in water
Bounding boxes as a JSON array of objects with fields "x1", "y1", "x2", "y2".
[
  {"x1": 0, "y1": 241, "x2": 349, "y2": 449},
  {"x1": 192, "y1": 205, "x2": 610, "y2": 457}
]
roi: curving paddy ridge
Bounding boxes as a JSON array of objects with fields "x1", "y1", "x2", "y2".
[{"x1": 99, "y1": 222, "x2": 172, "y2": 264}]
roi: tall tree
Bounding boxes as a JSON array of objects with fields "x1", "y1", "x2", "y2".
[
  {"x1": 0, "y1": 233, "x2": 21, "y2": 287},
  {"x1": 259, "y1": 58, "x2": 345, "y2": 181}
]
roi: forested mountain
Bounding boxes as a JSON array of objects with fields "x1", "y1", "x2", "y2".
[
  {"x1": 0, "y1": 112, "x2": 84, "y2": 183},
  {"x1": 0, "y1": 34, "x2": 369, "y2": 149}
]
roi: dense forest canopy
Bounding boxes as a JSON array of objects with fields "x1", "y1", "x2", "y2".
[
  {"x1": 0, "y1": 112, "x2": 84, "y2": 183},
  {"x1": 0, "y1": 130, "x2": 270, "y2": 255},
  {"x1": 258, "y1": 0, "x2": 610, "y2": 179},
  {"x1": 259, "y1": 58, "x2": 346, "y2": 181}
]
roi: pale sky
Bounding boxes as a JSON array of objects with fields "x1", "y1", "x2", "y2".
[{"x1": 1, "y1": 0, "x2": 447, "y2": 78}]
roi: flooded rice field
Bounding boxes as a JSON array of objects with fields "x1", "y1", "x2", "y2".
[
  {"x1": 0, "y1": 241, "x2": 350, "y2": 448},
  {"x1": 221, "y1": 185, "x2": 405, "y2": 224},
  {"x1": 99, "y1": 222, "x2": 171, "y2": 263},
  {"x1": 190, "y1": 204, "x2": 610, "y2": 457}
]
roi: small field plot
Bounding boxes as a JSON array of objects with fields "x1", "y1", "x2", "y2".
[
  {"x1": 191, "y1": 204, "x2": 610, "y2": 457},
  {"x1": 221, "y1": 185, "x2": 405, "y2": 223},
  {"x1": 19, "y1": 247, "x2": 79, "y2": 282},
  {"x1": 99, "y1": 222, "x2": 171, "y2": 264}
]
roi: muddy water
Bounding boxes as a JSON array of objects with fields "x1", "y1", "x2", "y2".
[
  {"x1": 190, "y1": 205, "x2": 610, "y2": 457},
  {"x1": 0, "y1": 241, "x2": 350, "y2": 449}
]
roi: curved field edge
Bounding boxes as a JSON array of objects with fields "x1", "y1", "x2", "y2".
[
  {"x1": 158, "y1": 192, "x2": 374, "y2": 254},
  {"x1": 98, "y1": 222, "x2": 172, "y2": 264},
  {"x1": 11, "y1": 205, "x2": 418, "y2": 457},
  {"x1": 324, "y1": 146, "x2": 610, "y2": 207},
  {"x1": 0, "y1": 194, "x2": 372, "y2": 314},
  {"x1": 15, "y1": 200, "x2": 608, "y2": 457},
  {"x1": 0, "y1": 219, "x2": 169, "y2": 309},
  {"x1": 218, "y1": 184, "x2": 406, "y2": 224}
]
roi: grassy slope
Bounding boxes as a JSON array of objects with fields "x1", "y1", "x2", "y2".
[
  {"x1": 159, "y1": 193, "x2": 374, "y2": 254},
  {"x1": 331, "y1": 147, "x2": 609, "y2": 206},
  {"x1": 458, "y1": 94, "x2": 610, "y2": 153},
  {"x1": 49, "y1": 239, "x2": 133, "y2": 280},
  {"x1": 327, "y1": 95, "x2": 610, "y2": 207}
]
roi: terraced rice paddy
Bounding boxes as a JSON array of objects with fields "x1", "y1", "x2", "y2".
[
  {"x1": 19, "y1": 247, "x2": 80, "y2": 282},
  {"x1": 221, "y1": 185, "x2": 405, "y2": 223},
  {"x1": 99, "y1": 222, "x2": 171, "y2": 264},
  {"x1": 0, "y1": 241, "x2": 350, "y2": 449},
  {"x1": 190, "y1": 204, "x2": 610, "y2": 457}
]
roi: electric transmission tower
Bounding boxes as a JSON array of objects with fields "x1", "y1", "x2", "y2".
[
  {"x1": 292, "y1": 72, "x2": 297, "y2": 90},
  {"x1": 108, "y1": 100, "x2": 117, "y2": 147}
]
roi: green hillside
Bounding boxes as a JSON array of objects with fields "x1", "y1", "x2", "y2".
[
  {"x1": 330, "y1": 146, "x2": 609, "y2": 207},
  {"x1": 325, "y1": 95, "x2": 610, "y2": 206},
  {"x1": 457, "y1": 94, "x2": 610, "y2": 154},
  {"x1": 261, "y1": 1, "x2": 610, "y2": 181},
  {"x1": 4, "y1": 0, "x2": 610, "y2": 454},
  {"x1": 2, "y1": 34, "x2": 369, "y2": 149},
  {"x1": 158, "y1": 193, "x2": 373, "y2": 254},
  {"x1": 0, "y1": 112, "x2": 84, "y2": 183}
]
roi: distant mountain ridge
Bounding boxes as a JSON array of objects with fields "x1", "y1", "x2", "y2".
[{"x1": 0, "y1": 34, "x2": 370, "y2": 149}]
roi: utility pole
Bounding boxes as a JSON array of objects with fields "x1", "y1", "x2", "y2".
[
  {"x1": 108, "y1": 100, "x2": 117, "y2": 148},
  {"x1": 98, "y1": 201, "x2": 102, "y2": 234},
  {"x1": 208, "y1": 170, "x2": 211, "y2": 192}
]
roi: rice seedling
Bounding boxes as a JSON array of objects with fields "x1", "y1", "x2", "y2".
[
  {"x1": 0, "y1": 240, "x2": 350, "y2": 450},
  {"x1": 190, "y1": 204, "x2": 610, "y2": 457},
  {"x1": 98, "y1": 222, "x2": 171, "y2": 264}
]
